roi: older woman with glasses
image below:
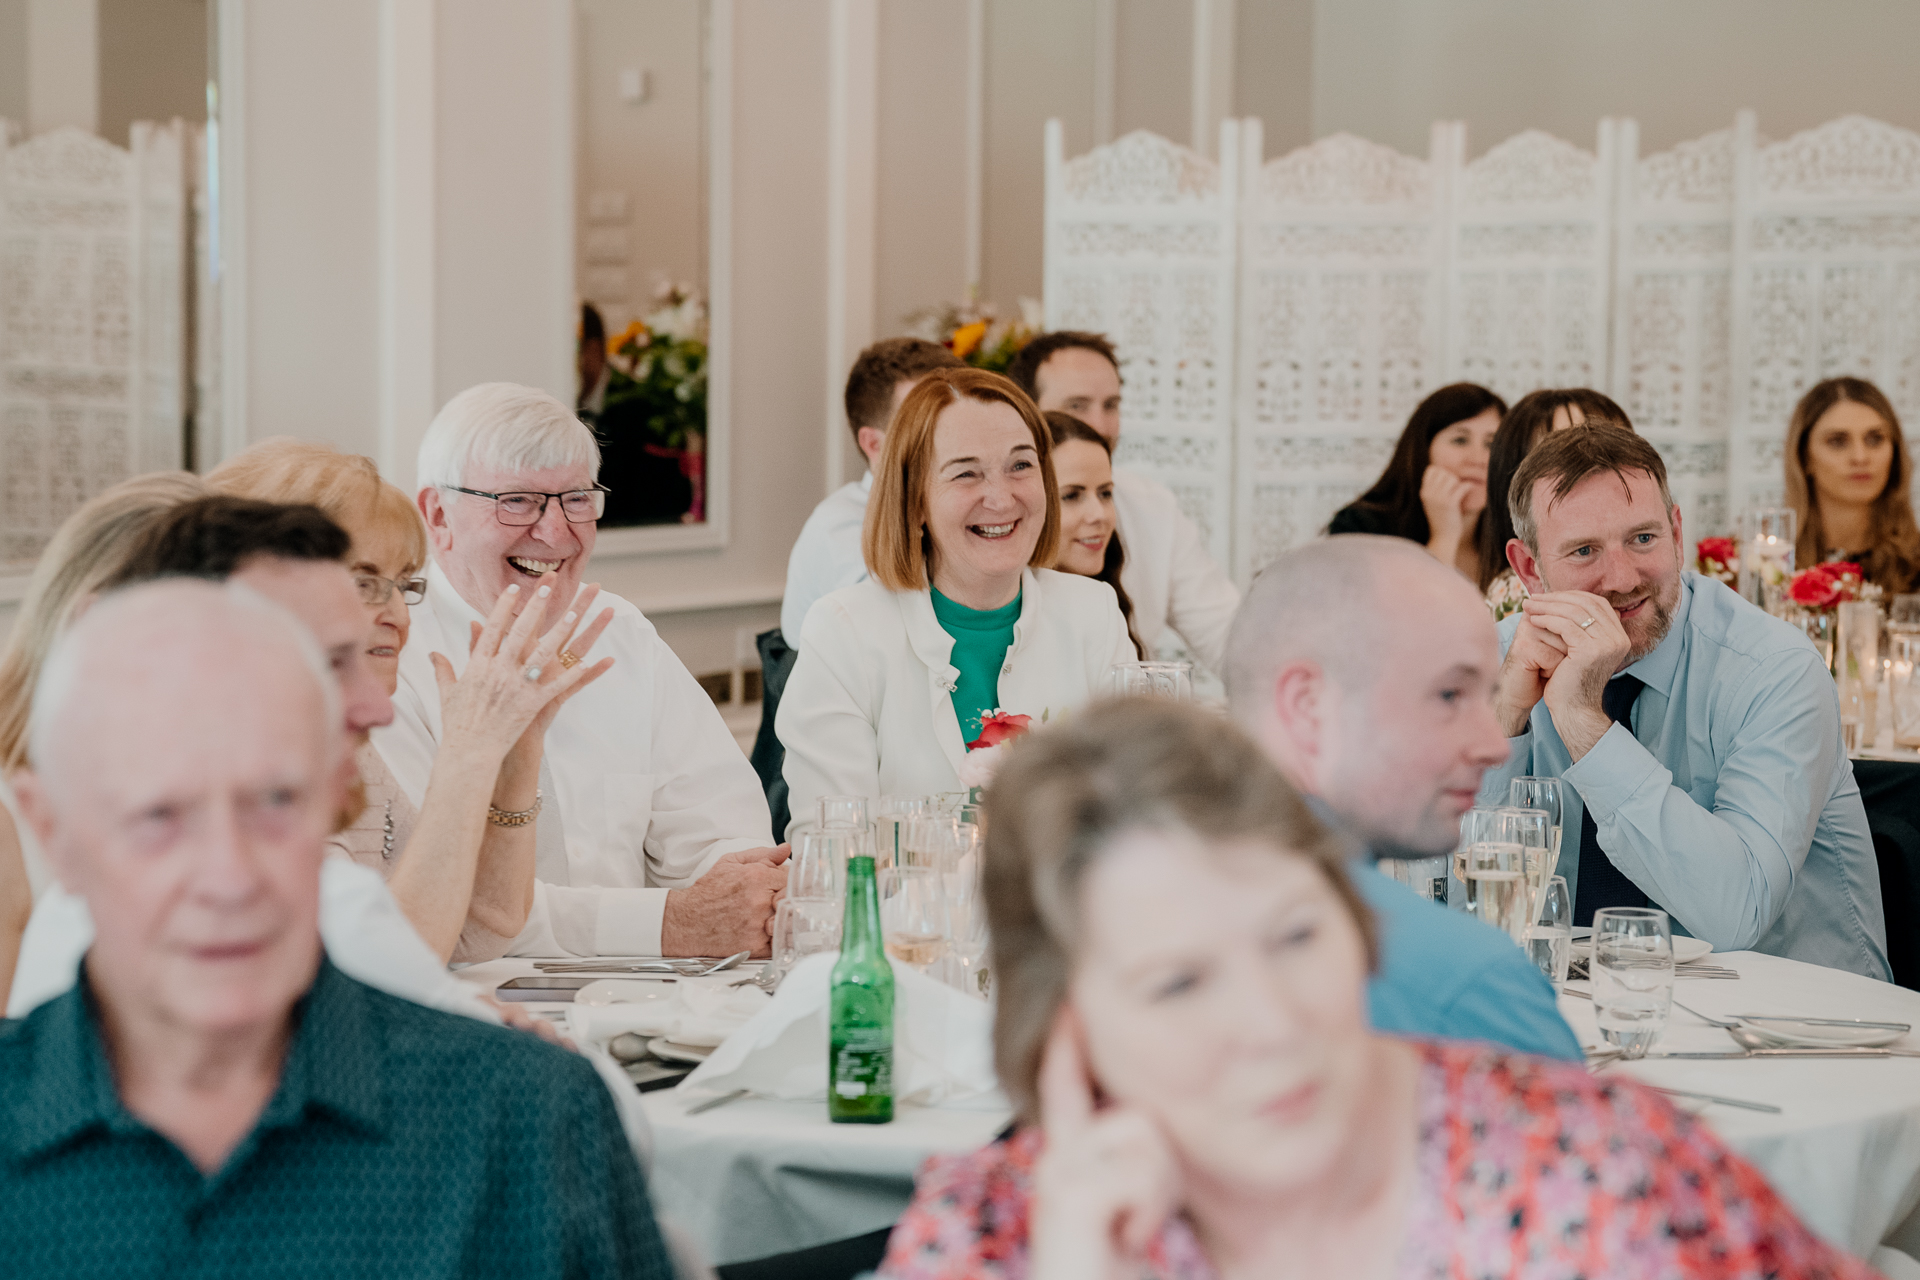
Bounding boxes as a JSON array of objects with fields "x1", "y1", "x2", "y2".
[
  {"x1": 777, "y1": 368, "x2": 1135, "y2": 835},
  {"x1": 208, "y1": 439, "x2": 614, "y2": 962},
  {"x1": 879, "y1": 699, "x2": 1870, "y2": 1280}
]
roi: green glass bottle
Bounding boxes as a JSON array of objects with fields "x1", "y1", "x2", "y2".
[{"x1": 829, "y1": 853, "x2": 894, "y2": 1123}]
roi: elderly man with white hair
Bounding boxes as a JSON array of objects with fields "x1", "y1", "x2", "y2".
[
  {"x1": 0, "y1": 581, "x2": 671, "y2": 1277},
  {"x1": 376, "y1": 383, "x2": 787, "y2": 958}
]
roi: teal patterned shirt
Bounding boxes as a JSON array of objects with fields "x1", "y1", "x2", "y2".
[{"x1": 0, "y1": 958, "x2": 671, "y2": 1279}]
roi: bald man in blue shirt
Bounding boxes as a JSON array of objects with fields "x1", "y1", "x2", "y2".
[{"x1": 1227, "y1": 535, "x2": 1583, "y2": 1062}]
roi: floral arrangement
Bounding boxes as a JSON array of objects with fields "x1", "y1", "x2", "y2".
[
  {"x1": 1786, "y1": 561, "x2": 1864, "y2": 612},
  {"x1": 956, "y1": 710, "x2": 1034, "y2": 790},
  {"x1": 1485, "y1": 571, "x2": 1530, "y2": 623},
  {"x1": 1694, "y1": 537, "x2": 1738, "y2": 587},
  {"x1": 604, "y1": 282, "x2": 708, "y2": 451},
  {"x1": 904, "y1": 293, "x2": 1044, "y2": 374}
]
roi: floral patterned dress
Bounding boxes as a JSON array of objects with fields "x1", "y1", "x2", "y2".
[{"x1": 878, "y1": 1042, "x2": 1878, "y2": 1280}]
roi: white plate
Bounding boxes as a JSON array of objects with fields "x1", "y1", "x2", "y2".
[
  {"x1": 648, "y1": 1037, "x2": 715, "y2": 1064},
  {"x1": 1571, "y1": 935, "x2": 1713, "y2": 965},
  {"x1": 1736, "y1": 1018, "x2": 1908, "y2": 1049}
]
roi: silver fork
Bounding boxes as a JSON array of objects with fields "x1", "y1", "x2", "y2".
[{"x1": 535, "y1": 951, "x2": 750, "y2": 977}]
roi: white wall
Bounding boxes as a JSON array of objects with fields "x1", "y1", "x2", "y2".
[{"x1": 1311, "y1": 0, "x2": 1920, "y2": 158}]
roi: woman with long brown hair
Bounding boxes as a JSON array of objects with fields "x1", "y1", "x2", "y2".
[
  {"x1": 1785, "y1": 377, "x2": 1920, "y2": 595},
  {"x1": 1045, "y1": 411, "x2": 1146, "y2": 659},
  {"x1": 1327, "y1": 383, "x2": 1506, "y2": 581}
]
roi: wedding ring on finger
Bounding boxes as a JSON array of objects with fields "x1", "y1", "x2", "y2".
[
  {"x1": 1579, "y1": 616, "x2": 1596, "y2": 629},
  {"x1": 558, "y1": 649, "x2": 581, "y2": 669},
  {"x1": 523, "y1": 664, "x2": 543, "y2": 682}
]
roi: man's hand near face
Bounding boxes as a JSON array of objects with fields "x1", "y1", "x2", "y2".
[
  {"x1": 1494, "y1": 609, "x2": 1569, "y2": 737},
  {"x1": 659, "y1": 845, "x2": 790, "y2": 958},
  {"x1": 1507, "y1": 591, "x2": 1633, "y2": 759}
]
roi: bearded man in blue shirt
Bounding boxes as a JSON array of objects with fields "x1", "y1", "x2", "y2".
[
  {"x1": 1480, "y1": 424, "x2": 1888, "y2": 980},
  {"x1": 1226, "y1": 535, "x2": 1584, "y2": 1061}
]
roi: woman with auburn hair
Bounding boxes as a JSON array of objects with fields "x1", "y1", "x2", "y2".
[
  {"x1": 1045, "y1": 411, "x2": 1145, "y2": 660},
  {"x1": 1327, "y1": 382, "x2": 1507, "y2": 581},
  {"x1": 0, "y1": 472, "x2": 206, "y2": 1004},
  {"x1": 778, "y1": 368, "x2": 1135, "y2": 836},
  {"x1": 207, "y1": 439, "x2": 613, "y2": 962},
  {"x1": 1785, "y1": 377, "x2": 1920, "y2": 595},
  {"x1": 879, "y1": 698, "x2": 1872, "y2": 1280}
]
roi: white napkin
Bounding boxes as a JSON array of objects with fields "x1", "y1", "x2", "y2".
[
  {"x1": 677, "y1": 952, "x2": 1007, "y2": 1110},
  {"x1": 565, "y1": 979, "x2": 770, "y2": 1048}
]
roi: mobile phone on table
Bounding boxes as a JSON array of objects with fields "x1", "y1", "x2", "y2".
[{"x1": 495, "y1": 976, "x2": 599, "y2": 1002}]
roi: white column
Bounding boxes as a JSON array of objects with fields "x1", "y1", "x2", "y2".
[
  {"x1": 1190, "y1": 0, "x2": 1234, "y2": 156},
  {"x1": 379, "y1": 0, "x2": 437, "y2": 486},
  {"x1": 26, "y1": 0, "x2": 97, "y2": 135},
  {"x1": 823, "y1": 0, "x2": 878, "y2": 494}
]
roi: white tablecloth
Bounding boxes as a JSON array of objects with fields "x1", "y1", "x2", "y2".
[
  {"x1": 453, "y1": 957, "x2": 1009, "y2": 1265},
  {"x1": 1559, "y1": 950, "x2": 1920, "y2": 1258}
]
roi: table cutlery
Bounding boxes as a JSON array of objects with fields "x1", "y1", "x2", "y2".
[
  {"x1": 1648, "y1": 1086, "x2": 1782, "y2": 1113},
  {"x1": 1735, "y1": 1013, "x2": 1912, "y2": 1032},
  {"x1": 685, "y1": 1089, "x2": 750, "y2": 1115},
  {"x1": 535, "y1": 952, "x2": 750, "y2": 977}
]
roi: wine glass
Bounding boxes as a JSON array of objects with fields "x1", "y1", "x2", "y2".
[
  {"x1": 878, "y1": 865, "x2": 948, "y2": 972},
  {"x1": 1527, "y1": 875, "x2": 1572, "y2": 985},
  {"x1": 790, "y1": 827, "x2": 853, "y2": 901},
  {"x1": 768, "y1": 895, "x2": 841, "y2": 988},
  {"x1": 1496, "y1": 805, "x2": 1551, "y2": 940},
  {"x1": 873, "y1": 795, "x2": 931, "y2": 871},
  {"x1": 1507, "y1": 777, "x2": 1565, "y2": 900},
  {"x1": 1592, "y1": 907, "x2": 1674, "y2": 1060},
  {"x1": 943, "y1": 828, "x2": 990, "y2": 997}
]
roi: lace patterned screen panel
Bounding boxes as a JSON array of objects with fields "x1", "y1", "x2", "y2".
[
  {"x1": 1730, "y1": 114, "x2": 1920, "y2": 520},
  {"x1": 1046, "y1": 122, "x2": 1240, "y2": 568},
  {"x1": 0, "y1": 123, "x2": 187, "y2": 567},
  {"x1": 1446, "y1": 126, "x2": 1616, "y2": 403},
  {"x1": 1233, "y1": 122, "x2": 1448, "y2": 579}
]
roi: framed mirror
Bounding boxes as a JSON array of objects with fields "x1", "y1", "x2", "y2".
[{"x1": 573, "y1": 0, "x2": 730, "y2": 555}]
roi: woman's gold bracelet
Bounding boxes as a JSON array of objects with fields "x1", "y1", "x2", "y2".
[{"x1": 488, "y1": 789, "x2": 543, "y2": 827}]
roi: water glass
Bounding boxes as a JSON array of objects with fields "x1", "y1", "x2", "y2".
[
  {"x1": 1499, "y1": 805, "x2": 1552, "y2": 938},
  {"x1": 1454, "y1": 808, "x2": 1535, "y2": 941},
  {"x1": 1591, "y1": 907, "x2": 1674, "y2": 1059},
  {"x1": 818, "y1": 795, "x2": 870, "y2": 831},
  {"x1": 1507, "y1": 777, "x2": 1565, "y2": 878},
  {"x1": 1106, "y1": 661, "x2": 1193, "y2": 701},
  {"x1": 878, "y1": 865, "x2": 949, "y2": 972},
  {"x1": 791, "y1": 827, "x2": 854, "y2": 900},
  {"x1": 1891, "y1": 594, "x2": 1920, "y2": 632},
  {"x1": 1893, "y1": 631, "x2": 1920, "y2": 747},
  {"x1": 902, "y1": 813, "x2": 963, "y2": 872},
  {"x1": 872, "y1": 795, "x2": 932, "y2": 870},
  {"x1": 771, "y1": 895, "x2": 841, "y2": 981},
  {"x1": 943, "y1": 835, "x2": 990, "y2": 998},
  {"x1": 1526, "y1": 875, "x2": 1572, "y2": 985},
  {"x1": 1839, "y1": 600, "x2": 1885, "y2": 753}
]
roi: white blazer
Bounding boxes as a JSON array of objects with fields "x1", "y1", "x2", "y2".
[
  {"x1": 1112, "y1": 466, "x2": 1240, "y2": 675},
  {"x1": 778, "y1": 567, "x2": 1136, "y2": 838}
]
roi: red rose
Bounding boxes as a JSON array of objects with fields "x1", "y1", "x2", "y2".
[
  {"x1": 966, "y1": 710, "x2": 1032, "y2": 751},
  {"x1": 1695, "y1": 537, "x2": 1736, "y2": 569},
  {"x1": 1787, "y1": 562, "x2": 1862, "y2": 609}
]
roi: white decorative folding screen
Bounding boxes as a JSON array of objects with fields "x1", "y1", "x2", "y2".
[
  {"x1": 0, "y1": 123, "x2": 190, "y2": 568},
  {"x1": 1045, "y1": 112, "x2": 1920, "y2": 585}
]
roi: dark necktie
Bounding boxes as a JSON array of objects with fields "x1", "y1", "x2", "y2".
[{"x1": 1572, "y1": 673, "x2": 1650, "y2": 926}]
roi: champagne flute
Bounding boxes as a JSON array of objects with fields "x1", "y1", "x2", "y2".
[
  {"x1": 944, "y1": 827, "x2": 990, "y2": 997},
  {"x1": 873, "y1": 795, "x2": 931, "y2": 871},
  {"x1": 1527, "y1": 875, "x2": 1572, "y2": 985},
  {"x1": 878, "y1": 865, "x2": 949, "y2": 971},
  {"x1": 1508, "y1": 777, "x2": 1564, "y2": 908},
  {"x1": 1592, "y1": 907, "x2": 1674, "y2": 1060},
  {"x1": 1498, "y1": 805, "x2": 1551, "y2": 941}
]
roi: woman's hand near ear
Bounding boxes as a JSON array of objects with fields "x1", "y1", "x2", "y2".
[{"x1": 1030, "y1": 1007, "x2": 1183, "y2": 1280}]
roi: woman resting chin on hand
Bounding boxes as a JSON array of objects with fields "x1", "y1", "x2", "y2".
[{"x1": 877, "y1": 700, "x2": 1873, "y2": 1280}]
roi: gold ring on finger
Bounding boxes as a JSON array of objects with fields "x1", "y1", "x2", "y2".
[{"x1": 559, "y1": 649, "x2": 581, "y2": 669}]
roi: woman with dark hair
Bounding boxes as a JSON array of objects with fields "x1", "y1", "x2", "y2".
[
  {"x1": 1785, "y1": 377, "x2": 1920, "y2": 595},
  {"x1": 1045, "y1": 411, "x2": 1146, "y2": 659},
  {"x1": 1326, "y1": 383, "x2": 1506, "y2": 580},
  {"x1": 1476, "y1": 389, "x2": 1632, "y2": 617}
]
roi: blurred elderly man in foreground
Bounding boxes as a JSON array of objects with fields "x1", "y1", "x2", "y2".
[
  {"x1": 378, "y1": 382, "x2": 787, "y2": 958},
  {"x1": 1226, "y1": 534, "x2": 1582, "y2": 1060},
  {"x1": 0, "y1": 582, "x2": 669, "y2": 1278}
]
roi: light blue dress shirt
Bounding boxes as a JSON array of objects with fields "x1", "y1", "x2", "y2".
[
  {"x1": 1480, "y1": 572, "x2": 1889, "y2": 980},
  {"x1": 1353, "y1": 862, "x2": 1583, "y2": 1061}
]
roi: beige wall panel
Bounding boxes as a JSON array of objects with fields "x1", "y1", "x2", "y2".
[{"x1": 874, "y1": 0, "x2": 969, "y2": 335}]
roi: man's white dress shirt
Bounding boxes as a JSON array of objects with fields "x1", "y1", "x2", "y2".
[
  {"x1": 781, "y1": 473, "x2": 872, "y2": 643},
  {"x1": 1110, "y1": 466, "x2": 1240, "y2": 675},
  {"x1": 374, "y1": 564, "x2": 773, "y2": 957},
  {"x1": 778, "y1": 467, "x2": 1240, "y2": 675}
]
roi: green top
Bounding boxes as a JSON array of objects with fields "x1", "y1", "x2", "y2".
[
  {"x1": 0, "y1": 959, "x2": 670, "y2": 1280},
  {"x1": 930, "y1": 586, "x2": 1022, "y2": 744}
]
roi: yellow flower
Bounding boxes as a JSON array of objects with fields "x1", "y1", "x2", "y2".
[
  {"x1": 613, "y1": 319, "x2": 647, "y2": 352},
  {"x1": 950, "y1": 320, "x2": 990, "y2": 360}
]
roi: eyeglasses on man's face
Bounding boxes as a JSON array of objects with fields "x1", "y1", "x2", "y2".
[
  {"x1": 354, "y1": 574, "x2": 428, "y2": 607},
  {"x1": 444, "y1": 484, "x2": 609, "y2": 526}
]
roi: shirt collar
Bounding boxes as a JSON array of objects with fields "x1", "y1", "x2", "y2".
[
  {"x1": 858, "y1": 470, "x2": 873, "y2": 495},
  {"x1": 3, "y1": 956, "x2": 385, "y2": 1166},
  {"x1": 1622, "y1": 571, "x2": 1696, "y2": 697}
]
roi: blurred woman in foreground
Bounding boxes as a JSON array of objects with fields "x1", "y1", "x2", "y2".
[{"x1": 879, "y1": 699, "x2": 1868, "y2": 1280}]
